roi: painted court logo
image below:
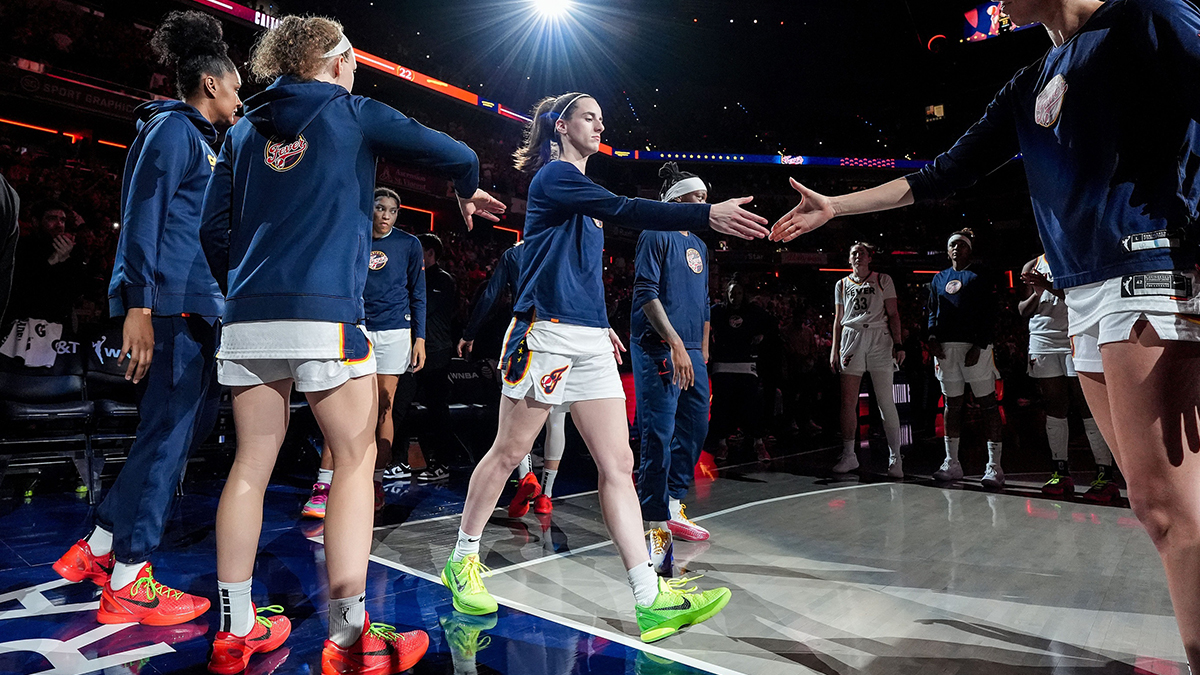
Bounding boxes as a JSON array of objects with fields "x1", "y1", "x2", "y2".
[
  {"x1": 369, "y1": 251, "x2": 389, "y2": 270},
  {"x1": 264, "y1": 135, "x2": 308, "y2": 171},
  {"x1": 686, "y1": 248, "x2": 703, "y2": 274},
  {"x1": 540, "y1": 366, "x2": 568, "y2": 394},
  {"x1": 1035, "y1": 74, "x2": 1067, "y2": 128}
]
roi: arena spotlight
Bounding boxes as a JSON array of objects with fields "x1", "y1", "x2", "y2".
[{"x1": 532, "y1": 0, "x2": 572, "y2": 18}]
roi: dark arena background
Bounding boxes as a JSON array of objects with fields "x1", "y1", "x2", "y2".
[{"x1": 0, "y1": 0, "x2": 1190, "y2": 673}]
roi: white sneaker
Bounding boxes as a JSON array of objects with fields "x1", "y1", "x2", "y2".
[
  {"x1": 832, "y1": 452, "x2": 859, "y2": 473},
  {"x1": 383, "y1": 463, "x2": 412, "y2": 481},
  {"x1": 981, "y1": 463, "x2": 1005, "y2": 489},
  {"x1": 886, "y1": 455, "x2": 904, "y2": 479},
  {"x1": 648, "y1": 527, "x2": 674, "y2": 578},
  {"x1": 932, "y1": 458, "x2": 963, "y2": 482}
]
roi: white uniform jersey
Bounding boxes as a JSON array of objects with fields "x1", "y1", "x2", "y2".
[
  {"x1": 836, "y1": 272, "x2": 896, "y2": 333},
  {"x1": 1027, "y1": 256, "x2": 1071, "y2": 354}
]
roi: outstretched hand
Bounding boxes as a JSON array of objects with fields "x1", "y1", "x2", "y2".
[
  {"x1": 458, "y1": 189, "x2": 506, "y2": 231},
  {"x1": 709, "y1": 197, "x2": 769, "y2": 240},
  {"x1": 770, "y1": 178, "x2": 837, "y2": 242}
]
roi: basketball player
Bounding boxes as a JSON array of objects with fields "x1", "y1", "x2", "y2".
[
  {"x1": 829, "y1": 242, "x2": 906, "y2": 478},
  {"x1": 633, "y1": 162, "x2": 715, "y2": 578},
  {"x1": 441, "y1": 92, "x2": 768, "y2": 643},
  {"x1": 770, "y1": 0, "x2": 1200, "y2": 661},
  {"x1": 54, "y1": 9, "x2": 239, "y2": 630},
  {"x1": 1019, "y1": 254, "x2": 1119, "y2": 503},
  {"x1": 199, "y1": 16, "x2": 503, "y2": 674}
]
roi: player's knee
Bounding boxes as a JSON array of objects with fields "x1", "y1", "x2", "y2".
[
  {"x1": 976, "y1": 393, "x2": 998, "y2": 410},
  {"x1": 944, "y1": 395, "x2": 964, "y2": 412},
  {"x1": 597, "y1": 448, "x2": 635, "y2": 481}
]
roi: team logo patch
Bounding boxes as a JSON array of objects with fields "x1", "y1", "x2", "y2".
[
  {"x1": 264, "y1": 135, "x2": 308, "y2": 172},
  {"x1": 945, "y1": 279, "x2": 963, "y2": 295},
  {"x1": 369, "y1": 251, "x2": 388, "y2": 270},
  {"x1": 728, "y1": 315, "x2": 743, "y2": 328},
  {"x1": 207, "y1": 154, "x2": 216, "y2": 170},
  {"x1": 540, "y1": 366, "x2": 569, "y2": 394},
  {"x1": 1035, "y1": 74, "x2": 1067, "y2": 128},
  {"x1": 686, "y1": 248, "x2": 703, "y2": 274}
]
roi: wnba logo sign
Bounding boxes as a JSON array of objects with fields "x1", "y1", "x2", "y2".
[
  {"x1": 264, "y1": 135, "x2": 308, "y2": 171},
  {"x1": 540, "y1": 366, "x2": 568, "y2": 394}
]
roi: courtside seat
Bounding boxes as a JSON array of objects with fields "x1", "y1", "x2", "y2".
[
  {"x1": 83, "y1": 323, "x2": 139, "y2": 437},
  {"x1": 0, "y1": 344, "x2": 96, "y2": 502}
]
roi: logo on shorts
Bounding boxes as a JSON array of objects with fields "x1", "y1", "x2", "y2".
[
  {"x1": 1035, "y1": 74, "x2": 1067, "y2": 128},
  {"x1": 369, "y1": 251, "x2": 388, "y2": 270},
  {"x1": 264, "y1": 135, "x2": 308, "y2": 171},
  {"x1": 686, "y1": 248, "x2": 703, "y2": 274},
  {"x1": 540, "y1": 366, "x2": 569, "y2": 394},
  {"x1": 944, "y1": 279, "x2": 963, "y2": 295},
  {"x1": 842, "y1": 354, "x2": 852, "y2": 368}
]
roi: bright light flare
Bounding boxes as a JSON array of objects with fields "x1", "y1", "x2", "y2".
[{"x1": 532, "y1": 0, "x2": 571, "y2": 18}]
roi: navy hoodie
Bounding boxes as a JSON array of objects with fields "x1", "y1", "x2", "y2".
[
  {"x1": 110, "y1": 100, "x2": 223, "y2": 318},
  {"x1": 200, "y1": 77, "x2": 479, "y2": 325}
]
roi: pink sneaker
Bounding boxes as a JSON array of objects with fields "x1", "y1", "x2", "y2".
[
  {"x1": 666, "y1": 504, "x2": 710, "y2": 542},
  {"x1": 302, "y1": 483, "x2": 329, "y2": 519}
]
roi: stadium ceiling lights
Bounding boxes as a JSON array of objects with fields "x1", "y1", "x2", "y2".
[{"x1": 532, "y1": 0, "x2": 572, "y2": 18}]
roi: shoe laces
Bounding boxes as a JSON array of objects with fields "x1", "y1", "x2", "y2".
[
  {"x1": 1047, "y1": 471, "x2": 1065, "y2": 483},
  {"x1": 131, "y1": 568, "x2": 184, "y2": 601},
  {"x1": 676, "y1": 504, "x2": 698, "y2": 526},
  {"x1": 1090, "y1": 477, "x2": 1111, "y2": 488},
  {"x1": 366, "y1": 622, "x2": 401, "y2": 642},
  {"x1": 460, "y1": 555, "x2": 492, "y2": 593},
  {"x1": 649, "y1": 529, "x2": 669, "y2": 555},
  {"x1": 309, "y1": 494, "x2": 328, "y2": 506},
  {"x1": 664, "y1": 574, "x2": 704, "y2": 596},
  {"x1": 255, "y1": 605, "x2": 285, "y2": 629}
]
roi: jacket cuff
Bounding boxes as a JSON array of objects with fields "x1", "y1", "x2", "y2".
[{"x1": 121, "y1": 284, "x2": 154, "y2": 311}]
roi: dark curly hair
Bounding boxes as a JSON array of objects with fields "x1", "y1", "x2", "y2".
[
  {"x1": 250, "y1": 15, "x2": 346, "y2": 82},
  {"x1": 150, "y1": 10, "x2": 235, "y2": 99},
  {"x1": 657, "y1": 162, "x2": 704, "y2": 201}
]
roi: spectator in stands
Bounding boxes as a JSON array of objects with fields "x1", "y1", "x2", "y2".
[
  {"x1": 413, "y1": 233, "x2": 456, "y2": 482},
  {"x1": 8, "y1": 199, "x2": 85, "y2": 326},
  {"x1": 0, "y1": 172, "x2": 17, "y2": 324}
]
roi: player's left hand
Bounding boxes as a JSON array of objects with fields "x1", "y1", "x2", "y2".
[
  {"x1": 965, "y1": 345, "x2": 981, "y2": 367},
  {"x1": 608, "y1": 328, "x2": 626, "y2": 366},
  {"x1": 457, "y1": 189, "x2": 506, "y2": 230},
  {"x1": 894, "y1": 346, "x2": 906, "y2": 368}
]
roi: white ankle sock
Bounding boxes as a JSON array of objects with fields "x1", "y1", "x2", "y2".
[
  {"x1": 328, "y1": 593, "x2": 366, "y2": 648},
  {"x1": 217, "y1": 578, "x2": 255, "y2": 637},
  {"x1": 987, "y1": 441, "x2": 1003, "y2": 467},
  {"x1": 841, "y1": 439, "x2": 855, "y2": 456},
  {"x1": 317, "y1": 468, "x2": 333, "y2": 485},
  {"x1": 373, "y1": 469, "x2": 384, "y2": 483},
  {"x1": 86, "y1": 526, "x2": 113, "y2": 557},
  {"x1": 628, "y1": 561, "x2": 660, "y2": 606},
  {"x1": 1082, "y1": 417, "x2": 1113, "y2": 465},
  {"x1": 1045, "y1": 416, "x2": 1069, "y2": 462},
  {"x1": 668, "y1": 497, "x2": 682, "y2": 520},
  {"x1": 517, "y1": 454, "x2": 533, "y2": 478},
  {"x1": 110, "y1": 561, "x2": 146, "y2": 590},
  {"x1": 453, "y1": 528, "x2": 480, "y2": 562},
  {"x1": 542, "y1": 469, "x2": 558, "y2": 498},
  {"x1": 944, "y1": 437, "x2": 960, "y2": 463}
]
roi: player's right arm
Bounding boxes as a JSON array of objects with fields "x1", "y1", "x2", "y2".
[
  {"x1": 1016, "y1": 257, "x2": 1043, "y2": 319},
  {"x1": 772, "y1": 75, "x2": 1024, "y2": 242}
]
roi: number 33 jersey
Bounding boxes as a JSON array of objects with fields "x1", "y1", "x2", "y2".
[{"x1": 835, "y1": 272, "x2": 896, "y2": 333}]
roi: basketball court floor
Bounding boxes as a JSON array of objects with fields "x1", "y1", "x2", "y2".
[{"x1": 0, "y1": 446, "x2": 1187, "y2": 675}]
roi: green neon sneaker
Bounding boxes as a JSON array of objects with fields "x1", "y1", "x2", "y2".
[
  {"x1": 439, "y1": 611, "x2": 496, "y2": 665},
  {"x1": 635, "y1": 575, "x2": 731, "y2": 643},
  {"x1": 441, "y1": 554, "x2": 498, "y2": 615}
]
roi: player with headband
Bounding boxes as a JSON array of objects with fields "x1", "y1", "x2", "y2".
[
  {"x1": 440, "y1": 91, "x2": 769, "y2": 643},
  {"x1": 632, "y1": 162, "x2": 716, "y2": 578},
  {"x1": 771, "y1": 0, "x2": 1200, "y2": 657},
  {"x1": 200, "y1": 16, "x2": 504, "y2": 674},
  {"x1": 829, "y1": 241, "x2": 906, "y2": 478}
]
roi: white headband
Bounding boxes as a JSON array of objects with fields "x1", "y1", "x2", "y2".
[
  {"x1": 662, "y1": 176, "x2": 707, "y2": 202},
  {"x1": 322, "y1": 33, "x2": 352, "y2": 58},
  {"x1": 947, "y1": 233, "x2": 973, "y2": 249}
]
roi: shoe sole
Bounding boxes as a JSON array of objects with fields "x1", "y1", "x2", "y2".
[
  {"x1": 666, "y1": 524, "x2": 709, "y2": 542},
  {"x1": 208, "y1": 622, "x2": 292, "y2": 675},
  {"x1": 302, "y1": 508, "x2": 327, "y2": 519},
  {"x1": 97, "y1": 603, "x2": 210, "y2": 626},
  {"x1": 321, "y1": 631, "x2": 428, "y2": 675},
  {"x1": 981, "y1": 478, "x2": 1005, "y2": 490},
  {"x1": 440, "y1": 570, "x2": 498, "y2": 616},
  {"x1": 640, "y1": 589, "x2": 732, "y2": 643}
]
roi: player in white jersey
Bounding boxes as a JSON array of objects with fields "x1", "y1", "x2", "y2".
[
  {"x1": 1019, "y1": 255, "x2": 1120, "y2": 503},
  {"x1": 830, "y1": 242, "x2": 906, "y2": 477}
]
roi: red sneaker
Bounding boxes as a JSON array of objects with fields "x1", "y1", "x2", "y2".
[
  {"x1": 1081, "y1": 478, "x2": 1122, "y2": 505},
  {"x1": 54, "y1": 539, "x2": 114, "y2": 586},
  {"x1": 374, "y1": 481, "x2": 385, "y2": 512},
  {"x1": 532, "y1": 494, "x2": 553, "y2": 515},
  {"x1": 208, "y1": 605, "x2": 291, "y2": 675},
  {"x1": 97, "y1": 564, "x2": 211, "y2": 626},
  {"x1": 321, "y1": 614, "x2": 429, "y2": 675},
  {"x1": 507, "y1": 473, "x2": 542, "y2": 518}
]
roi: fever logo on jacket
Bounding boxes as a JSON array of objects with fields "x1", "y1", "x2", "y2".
[
  {"x1": 264, "y1": 135, "x2": 308, "y2": 172},
  {"x1": 686, "y1": 248, "x2": 703, "y2": 274},
  {"x1": 369, "y1": 251, "x2": 388, "y2": 270},
  {"x1": 540, "y1": 366, "x2": 569, "y2": 394},
  {"x1": 945, "y1": 279, "x2": 963, "y2": 294},
  {"x1": 1035, "y1": 74, "x2": 1067, "y2": 128}
]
